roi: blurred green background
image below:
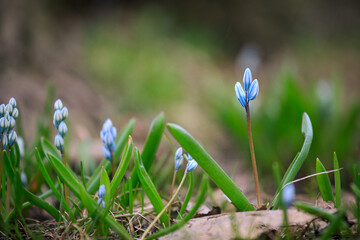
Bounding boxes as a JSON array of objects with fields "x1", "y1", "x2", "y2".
[{"x1": 0, "y1": 0, "x2": 359, "y2": 192}]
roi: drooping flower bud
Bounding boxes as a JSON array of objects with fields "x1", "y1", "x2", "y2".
[
  {"x1": 0, "y1": 104, "x2": 5, "y2": 117},
  {"x1": 5, "y1": 104, "x2": 13, "y2": 115},
  {"x1": 54, "y1": 134, "x2": 64, "y2": 151},
  {"x1": 11, "y1": 108, "x2": 19, "y2": 119},
  {"x1": 186, "y1": 159, "x2": 198, "y2": 172},
  {"x1": 174, "y1": 147, "x2": 184, "y2": 171},
  {"x1": 58, "y1": 121, "x2": 68, "y2": 137},
  {"x1": 9, "y1": 98, "x2": 16, "y2": 108},
  {"x1": 243, "y1": 68, "x2": 252, "y2": 91},
  {"x1": 248, "y1": 79, "x2": 259, "y2": 101},
  {"x1": 61, "y1": 107, "x2": 68, "y2": 120},
  {"x1": 2, "y1": 135, "x2": 8, "y2": 150},
  {"x1": 98, "y1": 184, "x2": 105, "y2": 198},
  {"x1": 0, "y1": 117, "x2": 7, "y2": 133},
  {"x1": 235, "y1": 82, "x2": 246, "y2": 107},
  {"x1": 281, "y1": 183, "x2": 295, "y2": 208},
  {"x1": 54, "y1": 99, "x2": 63, "y2": 111},
  {"x1": 8, "y1": 117, "x2": 16, "y2": 131},
  {"x1": 54, "y1": 110, "x2": 63, "y2": 126},
  {"x1": 8, "y1": 130, "x2": 17, "y2": 147},
  {"x1": 21, "y1": 172, "x2": 27, "y2": 186},
  {"x1": 97, "y1": 198, "x2": 105, "y2": 209},
  {"x1": 102, "y1": 145, "x2": 112, "y2": 160}
]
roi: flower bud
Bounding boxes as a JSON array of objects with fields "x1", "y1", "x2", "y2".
[
  {"x1": 5, "y1": 104, "x2": 13, "y2": 115},
  {"x1": 97, "y1": 198, "x2": 105, "y2": 209},
  {"x1": 54, "y1": 99, "x2": 63, "y2": 110},
  {"x1": 8, "y1": 117, "x2": 16, "y2": 131},
  {"x1": 174, "y1": 147, "x2": 184, "y2": 171},
  {"x1": 0, "y1": 117, "x2": 7, "y2": 133},
  {"x1": 98, "y1": 184, "x2": 105, "y2": 198},
  {"x1": 248, "y1": 79, "x2": 259, "y2": 101},
  {"x1": 0, "y1": 104, "x2": 5, "y2": 116},
  {"x1": 281, "y1": 183, "x2": 295, "y2": 208},
  {"x1": 54, "y1": 110, "x2": 63, "y2": 125},
  {"x1": 243, "y1": 68, "x2": 252, "y2": 91},
  {"x1": 102, "y1": 119, "x2": 113, "y2": 132},
  {"x1": 9, "y1": 97, "x2": 16, "y2": 107},
  {"x1": 61, "y1": 107, "x2": 68, "y2": 120},
  {"x1": 2, "y1": 135, "x2": 8, "y2": 150},
  {"x1": 186, "y1": 160, "x2": 198, "y2": 172},
  {"x1": 110, "y1": 126, "x2": 117, "y2": 139},
  {"x1": 235, "y1": 82, "x2": 246, "y2": 107},
  {"x1": 8, "y1": 130, "x2": 17, "y2": 147},
  {"x1": 102, "y1": 145, "x2": 112, "y2": 160},
  {"x1": 11, "y1": 108, "x2": 19, "y2": 119},
  {"x1": 104, "y1": 132, "x2": 115, "y2": 150},
  {"x1": 21, "y1": 172, "x2": 27, "y2": 186},
  {"x1": 58, "y1": 121, "x2": 68, "y2": 137},
  {"x1": 54, "y1": 134, "x2": 64, "y2": 151}
]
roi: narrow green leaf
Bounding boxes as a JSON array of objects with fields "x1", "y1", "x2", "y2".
[
  {"x1": 271, "y1": 113, "x2": 313, "y2": 209},
  {"x1": 41, "y1": 137, "x2": 61, "y2": 161},
  {"x1": 86, "y1": 118, "x2": 135, "y2": 194},
  {"x1": 333, "y1": 152, "x2": 341, "y2": 208},
  {"x1": 351, "y1": 184, "x2": 360, "y2": 198},
  {"x1": 129, "y1": 113, "x2": 164, "y2": 187},
  {"x1": 148, "y1": 175, "x2": 208, "y2": 240},
  {"x1": 110, "y1": 136, "x2": 133, "y2": 197},
  {"x1": 23, "y1": 188, "x2": 61, "y2": 220},
  {"x1": 128, "y1": 177, "x2": 133, "y2": 214},
  {"x1": 100, "y1": 167, "x2": 111, "y2": 218},
  {"x1": 167, "y1": 123, "x2": 254, "y2": 211},
  {"x1": 272, "y1": 162, "x2": 282, "y2": 188},
  {"x1": 14, "y1": 143, "x2": 21, "y2": 169},
  {"x1": 47, "y1": 153, "x2": 132, "y2": 239},
  {"x1": 134, "y1": 148, "x2": 169, "y2": 226},
  {"x1": 319, "y1": 209, "x2": 346, "y2": 240},
  {"x1": 3, "y1": 150, "x2": 14, "y2": 182},
  {"x1": 316, "y1": 158, "x2": 334, "y2": 202},
  {"x1": 35, "y1": 148, "x2": 72, "y2": 215},
  {"x1": 80, "y1": 161, "x2": 86, "y2": 188},
  {"x1": 13, "y1": 171, "x2": 24, "y2": 209},
  {"x1": 178, "y1": 172, "x2": 194, "y2": 218}
]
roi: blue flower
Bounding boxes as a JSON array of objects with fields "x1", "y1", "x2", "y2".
[
  {"x1": 58, "y1": 121, "x2": 68, "y2": 137},
  {"x1": 5, "y1": 104, "x2": 13, "y2": 115},
  {"x1": 9, "y1": 98, "x2": 16, "y2": 108},
  {"x1": 54, "y1": 134, "x2": 64, "y2": 151},
  {"x1": 2, "y1": 135, "x2": 8, "y2": 150},
  {"x1": 98, "y1": 184, "x2": 105, "y2": 198},
  {"x1": 102, "y1": 145, "x2": 112, "y2": 160},
  {"x1": 186, "y1": 159, "x2": 198, "y2": 172},
  {"x1": 97, "y1": 198, "x2": 105, "y2": 209},
  {"x1": 100, "y1": 118, "x2": 117, "y2": 161},
  {"x1": 281, "y1": 183, "x2": 295, "y2": 208},
  {"x1": 11, "y1": 108, "x2": 19, "y2": 119},
  {"x1": 8, "y1": 130, "x2": 17, "y2": 147},
  {"x1": 235, "y1": 68, "x2": 259, "y2": 108},
  {"x1": 61, "y1": 107, "x2": 68, "y2": 120},
  {"x1": 21, "y1": 172, "x2": 27, "y2": 186},
  {"x1": 0, "y1": 104, "x2": 5, "y2": 117},
  {"x1": 8, "y1": 117, "x2": 16, "y2": 131},
  {"x1": 174, "y1": 147, "x2": 184, "y2": 171},
  {"x1": 54, "y1": 99, "x2": 63, "y2": 111},
  {"x1": 0, "y1": 117, "x2": 8, "y2": 133}
]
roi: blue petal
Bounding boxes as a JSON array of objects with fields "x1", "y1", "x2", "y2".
[
  {"x1": 186, "y1": 160, "x2": 198, "y2": 172},
  {"x1": 235, "y1": 82, "x2": 246, "y2": 107},
  {"x1": 102, "y1": 145, "x2": 112, "y2": 160},
  {"x1": 248, "y1": 79, "x2": 259, "y2": 101},
  {"x1": 243, "y1": 68, "x2": 252, "y2": 91},
  {"x1": 98, "y1": 184, "x2": 106, "y2": 198}
]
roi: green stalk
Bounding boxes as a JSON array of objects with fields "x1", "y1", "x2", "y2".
[
  {"x1": 245, "y1": 106, "x2": 261, "y2": 207},
  {"x1": 61, "y1": 150, "x2": 69, "y2": 206},
  {"x1": 6, "y1": 146, "x2": 11, "y2": 213},
  {"x1": 168, "y1": 170, "x2": 177, "y2": 223},
  {"x1": 141, "y1": 170, "x2": 188, "y2": 240}
]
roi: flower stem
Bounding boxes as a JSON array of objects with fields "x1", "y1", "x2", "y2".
[
  {"x1": 6, "y1": 146, "x2": 11, "y2": 213},
  {"x1": 246, "y1": 106, "x2": 261, "y2": 207},
  {"x1": 168, "y1": 170, "x2": 177, "y2": 223},
  {"x1": 141, "y1": 169, "x2": 188, "y2": 240},
  {"x1": 111, "y1": 151, "x2": 115, "y2": 179},
  {"x1": 61, "y1": 150, "x2": 69, "y2": 206}
]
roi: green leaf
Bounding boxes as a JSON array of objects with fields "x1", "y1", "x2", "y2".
[
  {"x1": 47, "y1": 153, "x2": 132, "y2": 239},
  {"x1": 333, "y1": 152, "x2": 341, "y2": 208},
  {"x1": 23, "y1": 188, "x2": 61, "y2": 220},
  {"x1": 271, "y1": 113, "x2": 313, "y2": 209},
  {"x1": 86, "y1": 118, "x2": 135, "y2": 194},
  {"x1": 41, "y1": 137, "x2": 61, "y2": 161},
  {"x1": 128, "y1": 177, "x2": 133, "y2": 214},
  {"x1": 167, "y1": 123, "x2": 254, "y2": 211},
  {"x1": 134, "y1": 148, "x2": 169, "y2": 226},
  {"x1": 148, "y1": 175, "x2": 208, "y2": 240},
  {"x1": 3, "y1": 150, "x2": 15, "y2": 182},
  {"x1": 351, "y1": 184, "x2": 360, "y2": 198},
  {"x1": 110, "y1": 136, "x2": 133, "y2": 197},
  {"x1": 316, "y1": 158, "x2": 334, "y2": 202},
  {"x1": 129, "y1": 113, "x2": 164, "y2": 187},
  {"x1": 319, "y1": 209, "x2": 346, "y2": 240},
  {"x1": 178, "y1": 171, "x2": 194, "y2": 218}
]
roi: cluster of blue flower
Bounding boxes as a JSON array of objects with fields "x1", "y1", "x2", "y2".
[
  {"x1": 235, "y1": 68, "x2": 259, "y2": 108},
  {"x1": 53, "y1": 99, "x2": 68, "y2": 153},
  {"x1": 100, "y1": 119, "x2": 117, "y2": 161},
  {"x1": 97, "y1": 184, "x2": 106, "y2": 209},
  {"x1": 0, "y1": 98, "x2": 19, "y2": 150},
  {"x1": 174, "y1": 147, "x2": 198, "y2": 172}
]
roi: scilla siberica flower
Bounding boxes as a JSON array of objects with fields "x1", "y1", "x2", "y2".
[
  {"x1": 53, "y1": 99, "x2": 68, "y2": 152},
  {"x1": 100, "y1": 119, "x2": 116, "y2": 161},
  {"x1": 97, "y1": 184, "x2": 106, "y2": 209},
  {"x1": 0, "y1": 98, "x2": 19, "y2": 149},
  {"x1": 186, "y1": 154, "x2": 198, "y2": 172},
  {"x1": 281, "y1": 183, "x2": 295, "y2": 208},
  {"x1": 174, "y1": 147, "x2": 184, "y2": 171},
  {"x1": 235, "y1": 68, "x2": 259, "y2": 108}
]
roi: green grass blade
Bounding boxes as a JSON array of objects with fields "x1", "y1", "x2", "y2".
[
  {"x1": 100, "y1": 167, "x2": 111, "y2": 218},
  {"x1": 271, "y1": 112, "x2": 313, "y2": 209},
  {"x1": 14, "y1": 143, "x2": 21, "y2": 169},
  {"x1": 316, "y1": 158, "x2": 334, "y2": 202},
  {"x1": 134, "y1": 148, "x2": 169, "y2": 226},
  {"x1": 129, "y1": 113, "x2": 164, "y2": 188},
  {"x1": 110, "y1": 136, "x2": 133, "y2": 197},
  {"x1": 319, "y1": 209, "x2": 346, "y2": 240},
  {"x1": 167, "y1": 123, "x2": 254, "y2": 211},
  {"x1": 333, "y1": 152, "x2": 341, "y2": 208},
  {"x1": 148, "y1": 175, "x2": 208, "y2": 240},
  {"x1": 41, "y1": 137, "x2": 61, "y2": 160},
  {"x1": 3, "y1": 150, "x2": 15, "y2": 182},
  {"x1": 35, "y1": 148, "x2": 72, "y2": 217},
  {"x1": 178, "y1": 171, "x2": 194, "y2": 218},
  {"x1": 351, "y1": 183, "x2": 360, "y2": 198},
  {"x1": 128, "y1": 177, "x2": 133, "y2": 214},
  {"x1": 47, "y1": 153, "x2": 132, "y2": 239},
  {"x1": 86, "y1": 118, "x2": 135, "y2": 194},
  {"x1": 80, "y1": 161, "x2": 86, "y2": 188},
  {"x1": 23, "y1": 188, "x2": 61, "y2": 220}
]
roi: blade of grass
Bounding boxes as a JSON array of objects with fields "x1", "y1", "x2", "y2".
[
  {"x1": 80, "y1": 161, "x2": 86, "y2": 188},
  {"x1": 128, "y1": 177, "x2": 133, "y2": 214},
  {"x1": 47, "y1": 153, "x2": 132, "y2": 239},
  {"x1": 100, "y1": 167, "x2": 111, "y2": 218},
  {"x1": 316, "y1": 158, "x2": 334, "y2": 202},
  {"x1": 110, "y1": 136, "x2": 133, "y2": 198},
  {"x1": 167, "y1": 123, "x2": 254, "y2": 211},
  {"x1": 134, "y1": 148, "x2": 169, "y2": 226},
  {"x1": 333, "y1": 152, "x2": 341, "y2": 208},
  {"x1": 147, "y1": 175, "x2": 208, "y2": 240},
  {"x1": 3, "y1": 150, "x2": 14, "y2": 182},
  {"x1": 319, "y1": 209, "x2": 346, "y2": 240},
  {"x1": 178, "y1": 171, "x2": 194, "y2": 218},
  {"x1": 271, "y1": 113, "x2": 313, "y2": 209}
]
